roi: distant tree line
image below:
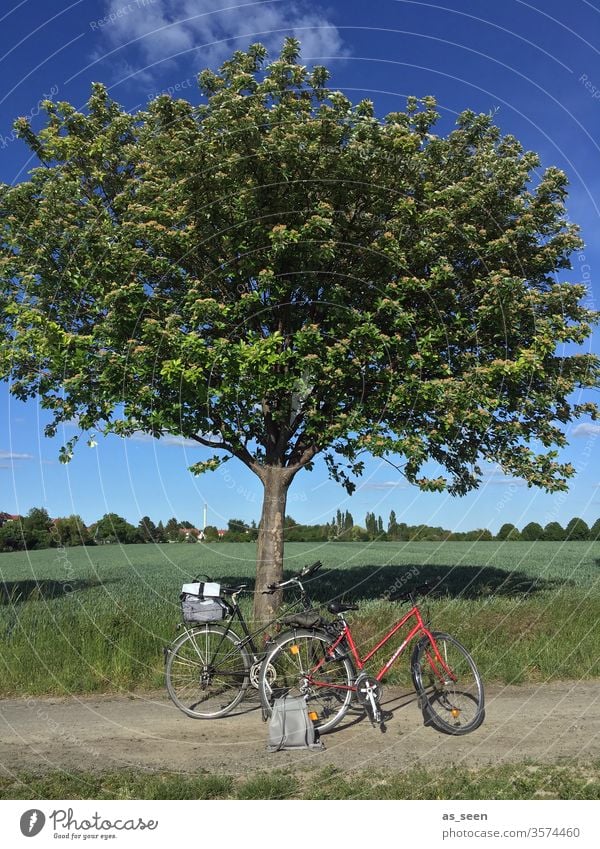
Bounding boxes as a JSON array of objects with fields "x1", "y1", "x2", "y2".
[
  {"x1": 1, "y1": 508, "x2": 599, "y2": 552},
  {"x1": 289, "y1": 512, "x2": 600, "y2": 543}
]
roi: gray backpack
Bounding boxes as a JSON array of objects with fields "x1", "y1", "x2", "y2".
[{"x1": 267, "y1": 696, "x2": 325, "y2": 752}]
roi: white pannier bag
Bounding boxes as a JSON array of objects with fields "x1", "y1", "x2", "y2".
[{"x1": 180, "y1": 581, "x2": 227, "y2": 623}]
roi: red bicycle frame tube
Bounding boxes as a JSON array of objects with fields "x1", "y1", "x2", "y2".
[{"x1": 308, "y1": 604, "x2": 455, "y2": 690}]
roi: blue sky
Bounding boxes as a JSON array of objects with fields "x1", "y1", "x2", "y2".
[{"x1": 1, "y1": 0, "x2": 599, "y2": 532}]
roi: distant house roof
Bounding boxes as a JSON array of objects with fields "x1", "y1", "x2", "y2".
[{"x1": 0, "y1": 512, "x2": 20, "y2": 522}]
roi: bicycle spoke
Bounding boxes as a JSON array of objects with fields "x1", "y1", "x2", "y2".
[
  {"x1": 166, "y1": 627, "x2": 249, "y2": 718},
  {"x1": 261, "y1": 631, "x2": 354, "y2": 733},
  {"x1": 412, "y1": 632, "x2": 484, "y2": 735}
]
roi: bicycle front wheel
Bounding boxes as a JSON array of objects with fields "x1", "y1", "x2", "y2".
[
  {"x1": 259, "y1": 629, "x2": 355, "y2": 734},
  {"x1": 411, "y1": 631, "x2": 485, "y2": 735},
  {"x1": 165, "y1": 625, "x2": 251, "y2": 719}
]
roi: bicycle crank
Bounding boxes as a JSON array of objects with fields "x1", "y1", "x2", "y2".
[{"x1": 355, "y1": 675, "x2": 391, "y2": 731}]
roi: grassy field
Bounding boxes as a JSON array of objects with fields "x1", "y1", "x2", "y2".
[
  {"x1": 1, "y1": 762, "x2": 598, "y2": 800},
  {"x1": 0, "y1": 541, "x2": 599, "y2": 695}
]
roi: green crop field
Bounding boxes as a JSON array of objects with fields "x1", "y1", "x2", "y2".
[{"x1": 1, "y1": 541, "x2": 599, "y2": 696}]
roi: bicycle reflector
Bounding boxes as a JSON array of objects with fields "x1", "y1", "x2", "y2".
[
  {"x1": 308, "y1": 711, "x2": 318, "y2": 722},
  {"x1": 290, "y1": 644, "x2": 300, "y2": 655},
  {"x1": 451, "y1": 708, "x2": 461, "y2": 718}
]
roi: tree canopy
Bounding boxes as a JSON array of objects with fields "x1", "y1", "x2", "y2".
[
  {"x1": 1, "y1": 39, "x2": 598, "y2": 617},
  {"x1": 520, "y1": 521, "x2": 544, "y2": 541}
]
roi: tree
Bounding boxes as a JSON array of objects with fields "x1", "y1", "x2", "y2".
[
  {"x1": 520, "y1": 521, "x2": 544, "y2": 541},
  {"x1": 138, "y1": 516, "x2": 157, "y2": 543},
  {"x1": 350, "y1": 525, "x2": 369, "y2": 541},
  {"x1": 0, "y1": 521, "x2": 24, "y2": 552},
  {"x1": 463, "y1": 528, "x2": 493, "y2": 541},
  {"x1": 155, "y1": 520, "x2": 167, "y2": 543},
  {"x1": 164, "y1": 518, "x2": 181, "y2": 542},
  {"x1": 17, "y1": 507, "x2": 53, "y2": 550},
  {"x1": 589, "y1": 518, "x2": 600, "y2": 541},
  {"x1": 52, "y1": 515, "x2": 91, "y2": 547},
  {"x1": 544, "y1": 521, "x2": 565, "y2": 541},
  {"x1": 388, "y1": 510, "x2": 399, "y2": 540},
  {"x1": 202, "y1": 525, "x2": 220, "y2": 542},
  {"x1": 328, "y1": 509, "x2": 353, "y2": 540},
  {"x1": 227, "y1": 518, "x2": 248, "y2": 533},
  {"x1": 91, "y1": 513, "x2": 139, "y2": 544},
  {"x1": 365, "y1": 513, "x2": 378, "y2": 539},
  {"x1": 565, "y1": 517, "x2": 589, "y2": 541},
  {"x1": 23, "y1": 507, "x2": 52, "y2": 532},
  {"x1": 1, "y1": 507, "x2": 55, "y2": 551},
  {"x1": 1, "y1": 41, "x2": 598, "y2": 620},
  {"x1": 496, "y1": 523, "x2": 521, "y2": 541}
]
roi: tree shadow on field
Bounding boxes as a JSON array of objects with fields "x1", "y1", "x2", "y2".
[
  {"x1": 0, "y1": 578, "x2": 119, "y2": 606},
  {"x1": 283, "y1": 563, "x2": 568, "y2": 604},
  {"x1": 196, "y1": 562, "x2": 568, "y2": 608}
]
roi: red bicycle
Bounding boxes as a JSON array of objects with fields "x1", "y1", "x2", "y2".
[{"x1": 258, "y1": 583, "x2": 485, "y2": 735}]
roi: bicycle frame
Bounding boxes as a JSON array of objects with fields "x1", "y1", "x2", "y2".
[
  {"x1": 178, "y1": 582, "x2": 312, "y2": 667},
  {"x1": 309, "y1": 603, "x2": 457, "y2": 690}
]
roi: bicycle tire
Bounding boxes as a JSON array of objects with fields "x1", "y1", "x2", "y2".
[
  {"x1": 165, "y1": 625, "x2": 251, "y2": 719},
  {"x1": 410, "y1": 630, "x2": 485, "y2": 735},
  {"x1": 259, "y1": 628, "x2": 355, "y2": 734}
]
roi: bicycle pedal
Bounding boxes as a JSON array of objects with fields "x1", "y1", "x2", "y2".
[{"x1": 380, "y1": 710, "x2": 393, "y2": 722}]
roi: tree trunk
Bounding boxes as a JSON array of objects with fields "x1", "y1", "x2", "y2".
[{"x1": 253, "y1": 466, "x2": 293, "y2": 623}]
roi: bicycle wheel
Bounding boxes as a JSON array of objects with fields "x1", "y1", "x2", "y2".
[
  {"x1": 165, "y1": 625, "x2": 251, "y2": 719},
  {"x1": 411, "y1": 631, "x2": 485, "y2": 735},
  {"x1": 259, "y1": 629, "x2": 355, "y2": 734}
]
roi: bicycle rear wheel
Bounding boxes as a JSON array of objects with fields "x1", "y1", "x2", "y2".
[
  {"x1": 411, "y1": 631, "x2": 485, "y2": 735},
  {"x1": 259, "y1": 629, "x2": 355, "y2": 734},
  {"x1": 165, "y1": 625, "x2": 251, "y2": 718}
]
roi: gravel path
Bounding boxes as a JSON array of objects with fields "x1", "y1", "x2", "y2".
[{"x1": 1, "y1": 681, "x2": 599, "y2": 778}]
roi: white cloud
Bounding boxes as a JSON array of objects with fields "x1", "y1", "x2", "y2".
[
  {"x1": 481, "y1": 465, "x2": 526, "y2": 487},
  {"x1": 97, "y1": 0, "x2": 345, "y2": 75},
  {"x1": 129, "y1": 431, "x2": 219, "y2": 447},
  {"x1": 358, "y1": 480, "x2": 409, "y2": 491},
  {"x1": 572, "y1": 423, "x2": 600, "y2": 437},
  {"x1": 288, "y1": 13, "x2": 345, "y2": 59},
  {"x1": 0, "y1": 450, "x2": 33, "y2": 461}
]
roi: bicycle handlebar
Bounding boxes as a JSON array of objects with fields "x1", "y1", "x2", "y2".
[
  {"x1": 220, "y1": 583, "x2": 248, "y2": 595},
  {"x1": 262, "y1": 561, "x2": 323, "y2": 594}
]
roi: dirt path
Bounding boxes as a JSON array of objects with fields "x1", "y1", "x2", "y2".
[{"x1": 1, "y1": 681, "x2": 598, "y2": 778}]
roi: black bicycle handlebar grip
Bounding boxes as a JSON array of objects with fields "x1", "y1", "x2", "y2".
[{"x1": 300, "y1": 560, "x2": 322, "y2": 577}]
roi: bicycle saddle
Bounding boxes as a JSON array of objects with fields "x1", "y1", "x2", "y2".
[
  {"x1": 327, "y1": 600, "x2": 359, "y2": 614},
  {"x1": 279, "y1": 610, "x2": 325, "y2": 628}
]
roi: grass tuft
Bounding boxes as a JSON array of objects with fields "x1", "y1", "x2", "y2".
[{"x1": 1, "y1": 763, "x2": 598, "y2": 800}]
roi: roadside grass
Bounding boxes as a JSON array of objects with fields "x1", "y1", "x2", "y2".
[
  {"x1": 1, "y1": 762, "x2": 598, "y2": 800},
  {"x1": 1, "y1": 542, "x2": 598, "y2": 696}
]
